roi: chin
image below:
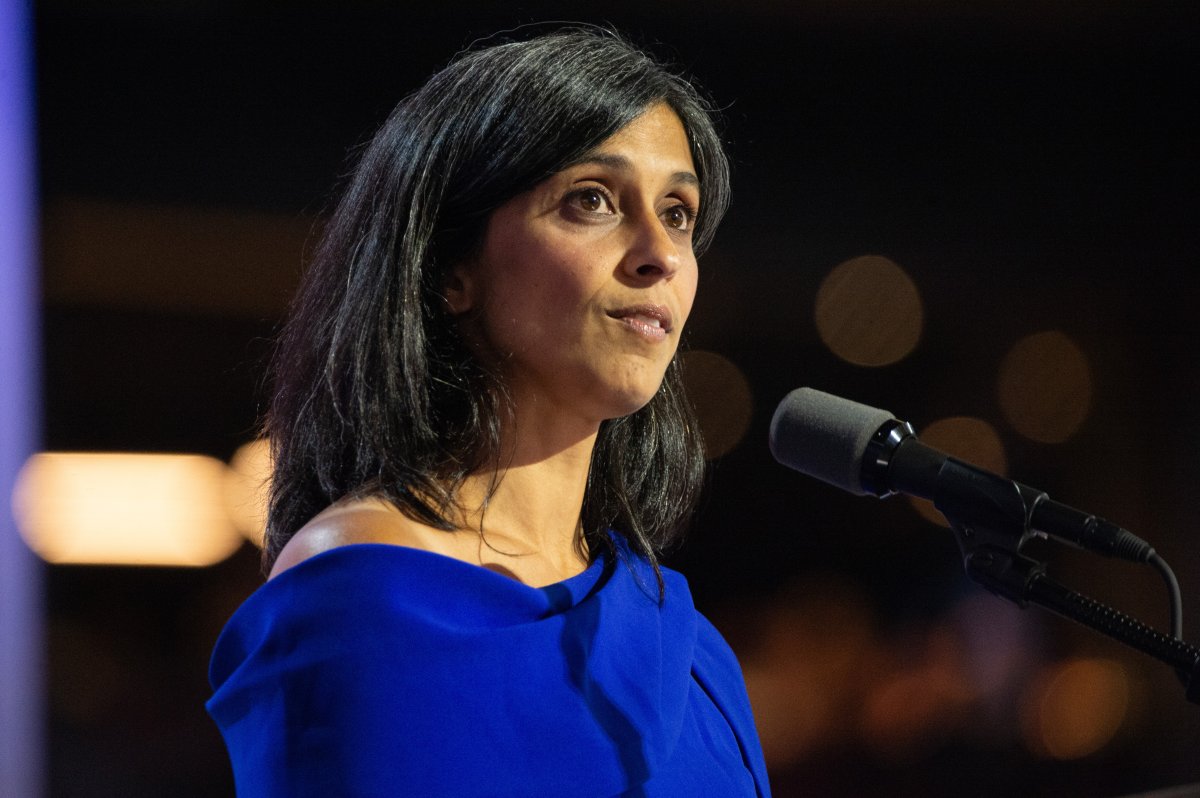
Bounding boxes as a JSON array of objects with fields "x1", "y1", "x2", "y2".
[
  {"x1": 578, "y1": 359, "x2": 672, "y2": 422},
  {"x1": 598, "y1": 382, "x2": 664, "y2": 421}
]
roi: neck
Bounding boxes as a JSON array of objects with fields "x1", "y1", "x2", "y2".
[{"x1": 454, "y1": 414, "x2": 599, "y2": 571}]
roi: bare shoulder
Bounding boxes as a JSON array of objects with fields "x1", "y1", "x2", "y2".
[{"x1": 268, "y1": 497, "x2": 452, "y2": 580}]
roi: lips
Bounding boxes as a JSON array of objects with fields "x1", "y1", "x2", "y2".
[{"x1": 607, "y1": 304, "x2": 674, "y2": 338}]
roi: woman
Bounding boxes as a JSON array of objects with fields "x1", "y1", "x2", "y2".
[{"x1": 207, "y1": 27, "x2": 770, "y2": 797}]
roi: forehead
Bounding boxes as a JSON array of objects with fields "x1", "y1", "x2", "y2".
[{"x1": 569, "y1": 103, "x2": 697, "y2": 179}]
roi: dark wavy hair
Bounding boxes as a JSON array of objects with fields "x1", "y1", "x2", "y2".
[{"x1": 263, "y1": 26, "x2": 731, "y2": 574}]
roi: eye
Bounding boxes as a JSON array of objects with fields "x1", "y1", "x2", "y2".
[
  {"x1": 567, "y1": 187, "x2": 614, "y2": 215},
  {"x1": 662, "y1": 203, "x2": 698, "y2": 232}
]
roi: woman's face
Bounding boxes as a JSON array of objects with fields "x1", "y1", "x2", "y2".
[{"x1": 448, "y1": 103, "x2": 701, "y2": 427}]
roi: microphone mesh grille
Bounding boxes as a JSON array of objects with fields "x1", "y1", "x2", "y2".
[{"x1": 768, "y1": 387, "x2": 895, "y2": 495}]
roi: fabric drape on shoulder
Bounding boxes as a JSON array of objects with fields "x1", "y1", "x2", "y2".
[{"x1": 208, "y1": 538, "x2": 770, "y2": 797}]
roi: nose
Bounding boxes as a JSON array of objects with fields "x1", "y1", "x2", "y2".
[{"x1": 621, "y1": 209, "x2": 684, "y2": 282}]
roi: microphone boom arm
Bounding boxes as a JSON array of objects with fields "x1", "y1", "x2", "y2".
[
  {"x1": 899, "y1": 445, "x2": 1200, "y2": 704},
  {"x1": 770, "y1": 386, "x2": 1200, "y2": 703},
  {"x1": 966, "y1": 545, "x2": 1200, "y2": 704}
]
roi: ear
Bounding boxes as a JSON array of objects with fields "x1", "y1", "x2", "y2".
[{"x1": 443, "y1": 263, "x2": 475, "y2": 315}]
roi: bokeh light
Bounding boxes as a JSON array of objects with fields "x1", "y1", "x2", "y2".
[
  {"x1": 12, "y1": 452, "x2": 243, "y2": 566},
  {"x1": 859, "y1": 626, "x2": 976, "y2": 762},
  {"x1": 950, "y1": 592, "x2": 1039, "y2": 712},
  {"x1": 906, "y1": 416, "x2": 1008, "y2": 527},
  {"x1": 998, "y1": 330, "x2": 1092, "y2": 443},
  {"x1": 814, "y1": 255, "x2": 924, "y2": 367},
  {"x1": 681, "y1": 350, "x2": 754, "y2": 459},
  {"x1": 741, "y1": 575, "x2": 876, "y2": 768},
  {"x1": 742, "y1": 579, "x2": 1050, "y2": 772},
  {"x1": 223, "y1": 438, "x2": 271, "y2": 546},
  {"x1": 1021, "y1": 658, "x2": 1129, "y2": 759}
]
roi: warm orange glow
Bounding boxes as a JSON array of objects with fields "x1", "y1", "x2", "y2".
[
  {"x1": 1021, "y1": 658, "x2": 1129, "y2": 759},
  {"x1": 859, "y1": 626, "x2": 976, "y2": 762},
  {"x1": 814, "y1": 255, "x2": 923, "y2": 367},
  {"x1": 12, "y1": 452, "x2": 243, "y2": 566},
  {"x1": 681, "y1": 350, "x2": 754, "y2": 459},
  {"x1": 998, "y1": 330, "x2": 1092, "y2": 443},
  {"x1": 223, "y1": 438, "x2": 271, "y2": 546},
  {"x1": 42, "y1": 197, "x2": 313, "y2": 317},
  {"x1": 741, "y1": 576, "x2": 875, "y2": 768},
  {"x1": 907, "y1": 416, "x2": 1007, "y2": 527}
]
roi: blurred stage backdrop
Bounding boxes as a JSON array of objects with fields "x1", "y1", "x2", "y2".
[{"x1": 13, "y1": 1, "x2": 1200, "y2": 795}]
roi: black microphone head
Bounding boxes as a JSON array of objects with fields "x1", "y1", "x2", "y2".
[{"x1": 769, "y1": 387, "x2": 897, "y2": 495}]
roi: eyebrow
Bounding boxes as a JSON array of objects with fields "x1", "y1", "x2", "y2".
[{"x1": 569, "y1": 153, "x2": 699, "y2": 188}]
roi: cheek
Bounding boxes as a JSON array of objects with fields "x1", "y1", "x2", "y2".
[
  {"x1": 480, "y1": 243, "x2": 595, "y2": 345},
  {"x1": 494, "y1": 268, "x2": 587, "y2": 324},
  {"x1": 504, "y1": 243, "x2": 596, "y2": 313}
]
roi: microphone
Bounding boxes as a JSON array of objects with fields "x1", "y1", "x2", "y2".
[{"x1": 769, "y1": 387, "x2": 1154, "y2": 563}]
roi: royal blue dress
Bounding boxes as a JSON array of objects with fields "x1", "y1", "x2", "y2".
[{"x1": 207, "y1": 535, "x2": 771, "y2": 797}]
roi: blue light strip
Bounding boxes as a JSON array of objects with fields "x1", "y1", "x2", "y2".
[{"x1": 0, "y1": 0, "x2": 44, "y2": 795}]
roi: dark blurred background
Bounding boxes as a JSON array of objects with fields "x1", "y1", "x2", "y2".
[{"x1": 25, "y1": 1, "x2": 1200, "y2": 795}]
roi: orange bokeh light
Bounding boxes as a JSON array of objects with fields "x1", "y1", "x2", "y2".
[
  {"x1": 12, "y1": 452, "x2": 244, "y2": 566},
  {"x1": 681, "y1": 350, "x2": 754, "y2": 459},
  {"x1": 1021, "y1": 658, "x2": 1129, "y2": 760},
  {"x1": 814, "y1": 255, "x2": 923, "y2": 367},
  {"x1": 998, "y1": 330, "x2": 1092, "y2": 444}
]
